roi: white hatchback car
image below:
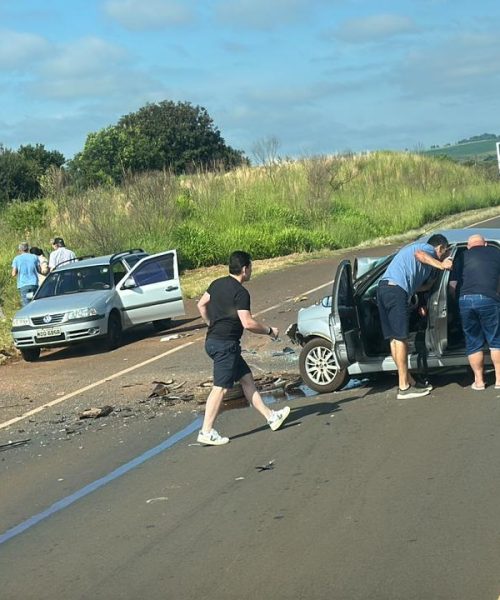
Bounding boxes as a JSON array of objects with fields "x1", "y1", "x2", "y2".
[{"x1": 12, "y1": 249, "x2": 185, "y2": 361}]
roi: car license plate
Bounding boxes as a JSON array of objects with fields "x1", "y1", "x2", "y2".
[{"x1": 37, "y1": 327, "x2": 62, "y2": 338}]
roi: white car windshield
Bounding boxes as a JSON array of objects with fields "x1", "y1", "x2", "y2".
[{"x1": 36, "y1": 266, "x2": 112, "y2": 298}]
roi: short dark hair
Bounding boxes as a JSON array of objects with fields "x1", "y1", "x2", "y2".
[
  {"x1": 229, "y1": 251, "x2": 251, "y2": 275},
  {"x1": 30, "y1": 246, "x2": 45, "y2": 257},
  {"x1": 427, "y1": 234, "x2": 448, "y2": 248},
  {"x1": 51, "y1": 237, "x2": 65, "y2": 247}
]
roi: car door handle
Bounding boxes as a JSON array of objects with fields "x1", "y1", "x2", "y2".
[{"x1": 165, "y1": 285, "x2": 178, "y2": 291}]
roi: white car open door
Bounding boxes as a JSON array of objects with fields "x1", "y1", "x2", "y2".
[
  {"x1": 329, "y1": 260, "x2": 363, "y2": 369},
  {"x1": 118, "y1": 250, "x2": 185, "y2": 326}
]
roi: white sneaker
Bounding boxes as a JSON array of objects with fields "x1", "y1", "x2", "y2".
[
  {"x1": 196, "y1": 429, "x2": 229, "y2": 446},
  {"x1": 267, "y1": 406, "x2": 291, "y2": 431}
]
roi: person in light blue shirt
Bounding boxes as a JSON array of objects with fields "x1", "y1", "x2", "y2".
[
  {"x1": 12, "y1": 242, "x2": 40, "y2": 306},
  {"x1": 377, "y1": 234, "x2": 453, "y2": 399}
]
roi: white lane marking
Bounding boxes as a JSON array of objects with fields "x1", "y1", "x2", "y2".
[
  {"x1": 467, "y1": 214, "x2": 500, "y2": 227},
  {"x1": 0, "y1": 342, "x2": 194, "y2": 430},
  {"x1": 253, "y1": 280, "x2": 335, "y2": 316}
]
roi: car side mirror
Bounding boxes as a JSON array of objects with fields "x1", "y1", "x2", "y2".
[{"x1": 122, "y1": 276, "x2": 137, "y2": 290}]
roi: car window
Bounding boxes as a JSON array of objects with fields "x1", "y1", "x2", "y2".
[
  {"x1": 112, "y1": 261, "x2": 128, "y2": 286},
  {"x1": 123, "y1": 254, "x2": 147, "y2": 269},
  {"x1": 36, "y1": 266, "x2": 112, "y2": 298},
  {"x1": 132, "y1": 254, "x2": 175, "y2": 287}
]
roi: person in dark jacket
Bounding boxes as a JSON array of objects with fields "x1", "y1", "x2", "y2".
[{"x1": 454, "y1": 234, "x2": 500, "y2": 390}]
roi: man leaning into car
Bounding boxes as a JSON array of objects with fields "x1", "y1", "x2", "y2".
[{"x1": 377, "y1": 234, "x2": 453, "y2": 399}]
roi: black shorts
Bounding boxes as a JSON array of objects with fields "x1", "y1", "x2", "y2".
[
  {"x1": 377, "y1": 281, "x2": 409, "y2": 341},
  {"x1": 205, "y1": 338, "x2": 251, "y2": 388}
]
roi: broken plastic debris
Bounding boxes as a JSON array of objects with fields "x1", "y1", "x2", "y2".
[
  {"x1": 79, "y1": 406, "x2": 113, "y2": 419},
  {"x1": 160, "y1": 333, "x2": 192, "y2": 342},
  {"x1": 256, "y1": 460, "x2": 275, "y2": 472},
  {"x1": 146, "y1": 497, "x2": 169, "y2": 504}
]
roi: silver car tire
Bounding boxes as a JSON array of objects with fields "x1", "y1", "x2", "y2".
[{"x1": 299, "y1": 337, "x2": 348, "y2": 394}]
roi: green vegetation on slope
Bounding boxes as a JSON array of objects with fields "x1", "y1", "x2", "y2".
[{"x1": 1, "y1": 151, "x2": 500, "y2": 353}]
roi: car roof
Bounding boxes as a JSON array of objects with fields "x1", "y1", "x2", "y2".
[
  {"x1": 417, "y1": 228, "x2": 500, "y2": 245},
  {"x1": 55, "y1": 251, "x2": 148, "y2": 271}
]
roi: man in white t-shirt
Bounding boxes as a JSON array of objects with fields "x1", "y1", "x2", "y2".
[{"x1": 48, "y1": 237, "x2": 76, "y2": 271}]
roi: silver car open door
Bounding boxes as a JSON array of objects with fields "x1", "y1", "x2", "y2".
[
  {"x1": 329, "y1": 260, "x2": 363, "y2": 369},
  {"x1": 426, "y1": 246, "x2": 459, "y2": 356},
  {"x1": 118, "y1": 250, "x2": 185, "y2": 326}
]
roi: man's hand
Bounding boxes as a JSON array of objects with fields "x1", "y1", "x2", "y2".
[
  {"x1": 441, "y1": 257, "x2": 453, "y2": 270},
  {"x1": 269, "y1": 326, "x2": 279, "y2": 340}
]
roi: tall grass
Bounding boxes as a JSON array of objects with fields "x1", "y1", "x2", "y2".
[{"x1": 1, "y1": 151, "x2": 499, "y2": 351}]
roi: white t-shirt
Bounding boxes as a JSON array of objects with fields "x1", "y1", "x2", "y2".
[{"x1": 49, "y1": 247, "x2": 76, "y2": 269}]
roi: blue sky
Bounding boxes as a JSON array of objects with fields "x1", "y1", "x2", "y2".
[{"x1": 1, "y1": 0, "x2": 499, "y2": 161}]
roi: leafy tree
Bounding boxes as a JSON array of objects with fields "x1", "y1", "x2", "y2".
[
  {"x1": 70, "y1": 126, "x2": 156, "y2": 187},
  {"x1": 69, "y1": 100, "x2": 247, "y2": 186},
  {"x1": 0, "y1": 143, "x2": 65, "y2": 203}
]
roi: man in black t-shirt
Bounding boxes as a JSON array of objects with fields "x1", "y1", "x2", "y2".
[
  {"x1": 196, "y1": 251, "x2": 290, "y2": 445},
  {"x1": 454, "y1": 234, "x2": 500, "y2": 390}
]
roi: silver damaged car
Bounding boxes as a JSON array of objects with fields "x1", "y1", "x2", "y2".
[{"x1": 287, "y1": 229, "x2": 500, "y2": 393}]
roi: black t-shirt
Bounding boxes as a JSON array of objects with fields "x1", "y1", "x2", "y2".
[
  {"x1": 455, "y1": 245, "x2": 500, "y2": 301},
  {"x1": 206, "y1": 276, "x2": 251, "y2": 340}
]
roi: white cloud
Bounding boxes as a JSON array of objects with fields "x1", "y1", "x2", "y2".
[
  {"x1": 394, "y1": 32, "x2": 500, "y2": 98},
  {"x1": 104, "y1": 0, "x2": 195, "y2": 30},
  {"x1": 215, "y1": 0, "x2": 315, "y2": 29},
  {"x1": 334, "y1": 14, "x2": 417, "y2": 43},
  {"x1": 0, "y1": 29, "x2": 52, "y2": 69}
]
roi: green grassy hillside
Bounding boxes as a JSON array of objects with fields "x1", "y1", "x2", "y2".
[
  {"x1": 1, "y1": 150, "x2": 500, "y2": 354},
  {"x1": 424, "y1": 138, "x2": 500, "y2": 162}
]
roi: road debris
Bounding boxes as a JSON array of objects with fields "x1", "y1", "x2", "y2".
[
  {"x1": 0, "y1": 438, "x2": 31, "y2": 452},
  {"x1": 294, "y1": 295, "x2": 309, "y2": 303},
  {"x1": 146, "y1": 497, "x2": 169, "y2": 504},
  {"x1": 79, "y1": 406, "x2": 114, "y2": 419},
  {"x1": 256, "y1": 460, "x2": 275, "y2": 472},
  {"x1": 160, "y1": 333, "x2": 192, "y2": 342}
]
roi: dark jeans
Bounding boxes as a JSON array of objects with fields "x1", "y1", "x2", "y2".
[{"x1": 459, "y1": 294, "x2": 500, "y2": 355}]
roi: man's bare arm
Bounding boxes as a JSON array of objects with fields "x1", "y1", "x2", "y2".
[
  {"x1": 197, "y1": 292, "x2": 211, "y2": 326},
  {"x1": 238, "y1": 309, "x2": 278, "y2": 339},
  {"x1": 415, "y1": 250, "x2": 453, "y2": 271}
]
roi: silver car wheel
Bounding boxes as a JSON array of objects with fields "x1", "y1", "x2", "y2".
[{"x1": 299, "y1": 337, "x2": 348, "y2": 393}]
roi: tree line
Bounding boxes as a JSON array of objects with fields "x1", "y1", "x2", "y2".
[{"x1": 0, "y1": 100, "x2": 248, "y2": 203}]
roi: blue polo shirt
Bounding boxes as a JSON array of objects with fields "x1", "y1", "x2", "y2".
[
  {"x1": 382, "y1": 242, "x2": 436, "y2": 295},
  {"x1": 12, "y1": 253, "x2": 39, "y2": 288}
]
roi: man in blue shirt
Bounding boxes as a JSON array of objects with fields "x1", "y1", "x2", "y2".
[
  {"x1": 377, "y1": 234, "x2": 452, "y2": 399},
  {"x1": 12, "y1": 242, "x2": 40, "y2": 306}
]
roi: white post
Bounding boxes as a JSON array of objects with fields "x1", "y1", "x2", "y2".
[{"x1": 496, "y1": 141, "x2": 500, "y2": 175}]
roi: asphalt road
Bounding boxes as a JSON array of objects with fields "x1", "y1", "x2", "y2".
[{"x1": 1, "y1": 215, "x2": 500, "y2": 600}]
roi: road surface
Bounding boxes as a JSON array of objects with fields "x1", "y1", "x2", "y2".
[{"x1": 1, "y1": 215, "x2": 500, "y2": 599}]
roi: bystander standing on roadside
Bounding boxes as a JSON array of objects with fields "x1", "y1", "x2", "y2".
[
  {"x1": 30, "y1": 247, "x2": 49, "y2": 285},
  {"x1": 377, "y1": 234, "x2": 453, "y2": 399},
  {"x1": 48, "y1": 237, "x2": 76, "y2": 271},
  {"x1": 451, "y1": 234, "x2": 500, "y2": 390},
  {"x1": 11, "y1": 242, "x2": 40, "y2": 306},
  {"x1": 196, "y1": 250, "x2": 290, "y2": 445}
]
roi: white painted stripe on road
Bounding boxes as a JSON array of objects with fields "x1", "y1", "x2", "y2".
[
  {"x1": 0, "y1": 417, "x2": 203, "y2": 545},
  {"x1": 0, "y1": 341, "x2": 194, "y2": 430}
]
